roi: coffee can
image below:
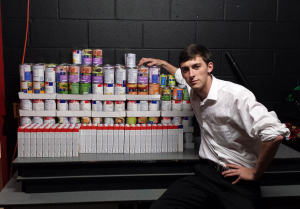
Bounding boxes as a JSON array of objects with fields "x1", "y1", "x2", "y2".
[
  {"x1": 92, "y1": 65, "x2": 103, "y2": 84},
  {"x1": 149, "y1": 101, "x2": 159, "y2": 111},
  {"x1": 70, "y1": 117, "x2": 81, "y2": 124},
  {"x1": 125, "y1": 53, "x2": 136, "y2": 68},
  {"x1": 161, "y1": 100, "x2": 171, "y2": 111},
  {"x1": 32, "y1": 116, "x2": 44, "y2": 124},
  {"x1": 115, "y1": 83, "x2": 126, "y2": 95},
  {"x1": 82, "y1": 49, "x2": 93, "y2": 65},
  {"x1": 69, "y1": 64, "x2": 80, "y2": 83},
  {"x1": 69, "y1": 100, "x2": 80, "y2": 111},
  {"x1": 127, "y1": 100, "x2": 138, "y2": 111},
  {"x1": 32, "y1": 64, "x2": 45, "y2": 82},
  {"x1": 33, "y1": 99, "x2": 44, "y2": 111},
  {"x1": 20, "y1": 116, "x2": 32, "y2": 126},
  {"x1": 137, "y1": 83, "x2": 148, "y2": 95},
  {"x1": 138, "y1": 65, "x2": 149, "y2": 84},
  {"x1": 115, "y1": 101, "x2": 125, "y2": 112},
  {"x1": 103, "y1": 64, "x2": 114, "y2": 84},
  {"x1": 80, "y1": 82, "x2": 91, "y2": 95},
  {"x1": 92, "y1": 101, "x2": 103, "y2": 111},
  {"x1": 104, "y1": 83, "x2": 114, "y2": 95},
  {"x1": 104, "y1": 118, "x2": 114, "y2": 125},
  {"x1": 80, "y1": 100, "x2": 91, "y2": 111},
  {"x1": 149, "y1": 83, "x2": 160, "y2": 95},
  {"x1": 44, "y1": 99, "x2": 56, "y2": 111},
  {"x1": 92, "y1": 49, "x2": 103, "y2": 65},
  {"x1": 21, "y1": 81, "x2": 33, "y2": 93},
  {"x1": 115, "y1": 117, "x2": 125, "y2": 124},
  {"x1": 81, "y1": 117, "x2": 91, "y2": 124},
  {"x1": 182, "y1": 100, "x2": 192, "y2": 111},
  {"x1": 149, "y1": 65, "x2": 160, "y2": 84},
  {"x1": 93, "y1": 117, "x2": 103, "y2": 124},
  {"x1": 172, "y1": 100, "x2": 182, "y2": 111},
  {"x1": 19, "y1": 64, "x2": 32, "y2": 81},
  {"x1": 115, "y1": 64, "x2": 126, "y2": 85},
  {"x1": 45, "y1": 82, "x2": 56, "y2": 94},
  {"x1": 126, "y1": 83, "x2": 137, "y2": 95},
  {"x1": 57, "y1": 100, "x2": 68, "y2": 111},
  {"x1": 80, "y1": 65, "x2": 92, "y2": 83},
  {"x1": 69, "y1": 82, "x2": 80, "y2": 94},
  {"x1": 45, "y1": 66, "x2": 56, "y2": 82},
  {"x1": 44, "y1": 117, "x2": 56, "y2": 124},
  {"x1": 161, "y1": 117, "x2": 171, "y2": 124},
  {"x1": 127, "y1": 67, "x2": 138, "y2": 83},
  {"x1": 58, "y1": 82, "x2": 69, "y2": 94},
  {"x1": 72, "y1": 50, "x2": 82, "y2": 64},
  {"x1": 21, "y1": 99, "x2": 32, "y2": 110},
  {"x1": 138, "y1": 101, "x2": 148, "y2": 111},
  {"x1": 103, "y1": 101, "x2": 114, "y2": 112},
  {"x1": 92, "y1": 83, "x2": 103, "y2": 95},
  {"x1": 58, "y1": 117, "x2": 70, "y2": 124}
]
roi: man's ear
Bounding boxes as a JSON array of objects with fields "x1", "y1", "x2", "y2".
[{"x1": 207, "y1": 62, "x2": 213, "y2": 74}]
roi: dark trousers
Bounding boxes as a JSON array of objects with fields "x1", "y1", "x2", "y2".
[{"x1": 151, "y1": 160, "x2": 262, "y2": 209}]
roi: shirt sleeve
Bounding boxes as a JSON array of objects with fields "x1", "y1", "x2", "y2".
[
  {"x1": 235, "y1": 89, "x2": 290, "y2": 142},
  {"x1": 174, "y1": 68, "x2": 191, "y2": 95}
]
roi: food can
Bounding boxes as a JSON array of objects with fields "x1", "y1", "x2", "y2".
[
  {"x1": 92, "y1": 49, "x2": 103, "y2": 65},
  {"x1": 104, "y1": 83, "x2": 114, "y2": 95},
  {"x1": 126, "y1": 117, "x2": 137, "y2": 125},
  {"x1": 57, "y1": 64, "x2": 68, "y2": 82},
  {"x1": 127, "y1": 100, "x2": 138, "y2": 111},
  {"x1": 172, "y1": 100, "x2": 182, "y2": 111},
  {"x1": 137, "y1": 83, "x2": 148, "y2": 95},
  {"x1": 172, "y1": 117, "x2": 182, "y2": 125},
  {"x1": 161, "y1": 86, "x2": 171, "y2": 101},
  {"x1": 80, "y1": 82, "x2": 91, "y2": 95},
  {"x1": 21, "y1": 81, "x2": 33, "y2": 93},
  {"x1": 33, "y1": 99, "x2": 44, "y2": 111},
  {"x1": 82, "y1": 49, "x2": 93, "y2": 65},
  {"x1": 148, "y1": 117, "x2": 159, "y2": 124},
  {"x1": 115, "y1": 117, "x2": 125, "y2": 124},
  {"x1": 92, "y1": 101, "x2": 103, "y2": 111},
  {"x1": 137, "y1": 117, "x2": 147, "y2": 124},
  {"x1": 182, "y1": 100, "x2": 192, "y2": 111},
  {"x1": 104, "y1": 118, "x2": 114, "y2": 124},
  {"x1": 184, "y1": 133, "x2": 193, "y2": 143},
  {"x1": 81, "y1": 117, "x2": 91, "y2": 124},
  {"x1": 169, "y1": 85, "x2": 176, "y2": 96},
  {"x1": 70, "y1": 117, "x2": 80, "y2": 124},
  {"x1": 161, "y1": 117, "x2": 171, "y2": 124},
  {"x1": 115, "y1": 101, "x2": 125, "y2": 112},
  {"x1": 114, "y1": 83, "x2": 126, "y2": 95},
  {"x1": 103, "y1": 64, "x2": 114, "y2": 84},
  {"x1": 44, "y1": 117, "x2": 56, "y2": 124},
  {"x1": 160, "y1": 74, "x2": 167, "y2": 86},
  {"x1": 93, "y1": 117, "x2": 103, "y2": 124},
  {"x1": 80, "y1": 100, "x2": 91, "y2": 111},
  {"x1": 80, "y1": 65, "x2": 92, "y2": 83},
  {"x1": 127, "y1": 67, "x2": 138, "y2": 83},
  {"x1": 32, "y1": 116, "x2": 44, "y2": 124},
  {"x1": 32, "y1": 64, "x2": 45, "y2": 82},
  {"x1": 167, "y1": 74, "x2": 176, "y2": 86},
  {"x1": 56, "y1": 80, "x2": 60, "y2": 93},
  {"x1": 58, "y1": 82, "x2": 69, "y2": 94},
  {"x1": 20, "y1": 116, "x2": 32, "y2": 126},
  {"x1": 69, "y1": 100, "x2": 80, "y2": 111},
  {"x1": 72, "y1": 50, "x2": 82, "y2": 64},
  {"x1": 126, "y1": 83, "x2": 137, "y2": 95},
  {"x1": 57, "y1": 100, "x2": 68, "y2": 111},
  {"x1": 115, "y1": 64, "x2": 126, "y2": 85},
  {"x1": 33, "y1": 82, "x2": 44, "y2": 94},
  {"x1": 125, "y1": 53, "x2": 136, "y2": 68},
  {"x1": 58, "y1": 117, "x2": 69, "y2": 124},
  {"x1": 69, "y1": 64, "x2": 80, "y2": 83},
  {"x1": 21, "y1": 99, "x2": 32, "y2": 110},
  {"x1": 45, "y1": 82, "x2": 56, "y2": 94},
  {"x1": 92, "y1": 65, "x2": 103, "y2": 84},
  {"x1": 149, "y1": 65, "x2": 160, "y2": 84},
  {"x1": 149, "y1": 83, "x2": 160, "y2": 95},
  {"x1": 19, "y1": 64, "x2": 32, "y2": 81},
  {"x1": 182, "y1": 117, "x2": 193, "y2": 127},
  {"x1": 161, "y1": 100, "x2": 171, "y2": 111},
  {"x1": 149, "y1": 101, "x2": 159, "y2": 111},
  {"x1": 183, "y1": 87, "x2": 189, "y2": 100},
  {"x1": 44, "y1": 99, "x2": 56, "y2": 111},
  {"x1": 138, "y1": 101, "x2": 148, "y2": 111},
  {"x1": 69, "y1": 82, "x2": 80, "y2": 94},
  {"x1": 138, "y1": 65, "x2": 149, "y2": 84},
  {"x1": 92, "y1": 83, "x2": 103, "y2": 95},
  {"x1": 103, "y1": 101, "x2": 114, "y2": 112},
  {"x1": 45, "y1": 66, "x2": 56, "y2": 82},
  {"x1": 173, "y1": 87, "x2": 183, "y2": 100}
]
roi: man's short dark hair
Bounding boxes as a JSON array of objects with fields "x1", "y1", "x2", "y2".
[{"x1": 179, "y1": 44, "x2": 212, "y2": 66}]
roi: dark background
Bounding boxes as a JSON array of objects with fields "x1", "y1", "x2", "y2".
[{"x1": 1, "y1": 0, "x2": 300, "y2": 176}]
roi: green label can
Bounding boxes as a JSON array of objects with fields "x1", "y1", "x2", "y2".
[
  {"x1": 183, "y1": 88, "x2": 190, "y2": 100},
  {"x1": 161, "y1": 87, "x2": 171, "y2": 101},
  {"x1": 69, "y1": 82, "x2": 80, "y2": 94},
  {"x1": 167, "y1": 74, "x2": 176, "y2": 86},
  {"x1": 160, "y1": 74, "x2": 167, "y2": 86},
  {"x1": 80, "y1": 82, "x2": 91, "y2": 95},
  {"x1": 59, "y1": 82, "x2": 69, "y2": 94},
  {"x1": 126, "y1": 117, "x2": 137, "y2": 125}
]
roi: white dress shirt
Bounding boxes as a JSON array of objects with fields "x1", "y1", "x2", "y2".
[{"x1": 174, "y1": 68, "x2": 290, "y2": 168}]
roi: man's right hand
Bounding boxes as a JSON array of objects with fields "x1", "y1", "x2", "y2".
[{"x1": 138, "y1": 58, "x2": 165, "y2": 67}]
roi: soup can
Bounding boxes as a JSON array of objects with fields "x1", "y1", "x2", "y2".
[
  {"x1": 127, "y1": 100, "x2": 138, "y2": 111},
  {"x1": 58, "y1": 117, "x2": 70, "y2": 124},
  {"x1": 82, "y1": 49, "x2": 93, "y2": 65},
  {"x1": 92, "y1": 65, "x2": 103, "y2": 84},
  {"x1": 45, "y1": 66, "x2": 56, "y2": 82},
  {"x1": 115, "y1": 117, "x2": 125, "y2": 124},
  {"x1": 33, "y1": 82, "x2": 44, "y2": 94},
  {"x1": 149, "y1": 83, "x2": 160, "y2": 95},
  {"x1": 167, "y1": 74, "x2": 176, "y2": 86},
  {"x1": 21, "y1": 99, "x2": 32, "y2": 110},
  {"x1": 172, "y1": 100, "x2": 182, "y2": 111},
  {"x1": 92, "y1": 49, "x2": 103, "y2": 65},
  {"x1": 127, "y1": 67, "x2": 138, "y2": 83},
  {"x1": 92, "y1": 83, "x2": 103, "y2": 95},
  {"x1": 172, "y1": 117, "x2": 182, "y2": 125},
  {"x1": 44, "y1": 99, "x2": 56, "y2": 111},
  {"x1": 137, "y1": 83, "x2": 148, "y2": 95},
  {"x1": 149, "y1": 65, "x2": 160, "y2": 84},
  {"x1": 104, "y1": 118, "x2": 114, "y2": 124},
  {"x1": 161, "y1": 86, "x2": 171, "y2": 101},
  {"x1": 80, "y1": 82, "x2": 91, "y2": 95},
  {"x1": 161, "y1": 100, "x2": 171, "y2": 111},
  {"x1": 125, "y1": 53, "x2": 136, "y2": 68},
  {"x1": 44, "y1": 117, "x2": 56, "y2": 124},
  {"x1": 103, "y1": 64, "x2": 114, "y2": 84},
  {"x1": 69, "y1": 100, "x2": 80, "y2": 111},
  {"x1": 21, "y1": 81, "x2": 33, "y2": 93},
  {"x1": 33, "y1": 99, "x2": 44, "y2": 111},
  {"x1": 138, "y1": 65, "x2": 149, "y2": 84},
  {"x1": 126, "y1": 83, "x2": 137, "y2": 95},
  {"x1": 138, "y1": 101, "x2": 148, "y2": 111},
  {"x1": 182, "y1": 100, "x2": 192, "y2": 111},
  {"x1": 58, "y1": 64, "x2": 68, "y2": 82},
  {"x1": 80, "y1": 100, "x2": 91, "y2": 111},
  {"x1": 45, "y1": 82, "x2": 56, "y2": 94},
  {"x1": 57, "y1": 100, "x2": 68, "y2": 111},
  {"x1": 70, "y1": 117, "x2": 80, "y2": 124},
  {"x1": 19, "y1": 64, "x2": 32, "y2": 81},
  {"x1": 20, "y1": 116, "x2": 32, "y2": 126},
  {"x1": 149, "y1": 101, "x2": 159, "y2": 111},
  {"x1": 32, "y1": 116, "x2": 44, "y2": 124},
  {"x1": 161, "y1": 117, "x2": 171, "y2": 124},
  {"x1": 81, "y1": 117, "x2": 91, "y2": 124},
  {"x1": 173, "y1": 87, "x2": 183, "y2": 100},
  {"x1": 115, "y1": 101, "x2": 125, "y2": 112},
  {"x1": 104, "y1": 83, "x2": 114, "y2": 95},
  {"x1": 160, "y1": 74, "x2": 167, "y2": 86},
  {"x1": 137, "y1": 117, "x2": 147, "y2": 124},
  {"x1": 115, "y1": 83, "x2": 126, "y2": 95},
  {"x1": 115, "y1": 64, "x2": 126, "y2": 85},
  {"x1": 69, "y1": 64, "x2": 80, "y2": 83},
  {"x1": 92, "y1": 101, "x2": 103, "y2": 111},
  {"x1": 103, "y1": 101, "x2": 114, "y2": 112},
  {"x1": 32, "y1": 64, "x2": 45, "y2": 82},
  {"x1": 126, "y1": 117, "x2": 137, "y2": 125},
  {"x1": 58, "y1": 82, "x2": 69, "y2": 94},
  {"x1": 80, "y1": 65, "x2": 92, "y2": 83},
  {"x1": 148, "y1": 117, "x2": 159, "y2": 124},
  {"x1": 72, "y1": 50, "x2": 82, "y2": 64},
  {"x1": 69, "y1": 82, "x2": 80, "y2": 94},
  {"x1": 93, "y1": 117, "x2": 103, "y2": 124}
]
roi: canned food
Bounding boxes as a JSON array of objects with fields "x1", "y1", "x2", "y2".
[
  {"x1": 115, "y1": 64, "x2": 126, "y2": 85},
  {"x1": 69, "y1": 64, "x2": 80, "y2": 83},
  {"x1": 58, "y1": 82, "x2": 69, "y2": 94},
  {"x1": 169, "y1": 85, "x2": 175, "y2": 96},
  {"x1": 172, "y1": 100, "x2": 182, "y2": 111},
  {"x1": 92, "y1": 101, "x2": 103, "y2": 111},
  {"x1": 92, "y1": 83, "x2": 103, "y2": 95},
  {"x1": 58, "y1": 117, "x2": 69, "y2": 124},
  {"x1": 19, "y1": 64, "x2": 32, "y2": 81},
  {"x1": 115, "y1": 83, "x2": 126, "y2": 95},
  {"x1": 103, "y1": 101, "x2": 114, "y2": 112},
  {"x1": 45, "y1": 66, "x2": 56, "y2": 82},
  {"x1": 56, "y1": 81, "x2": 59, "y2": 93},
  {"x1": 80, "y1": 100, "x2": 91, "y2": 111},
  {"x1": 182, "y1": 100, "x2": 192, "y2": 111},
  {"x1": 167, "y1": 74, "x2": 176, "y2": 86},
  {"x1": 160, "y1": 74, "x2": 167, "y2": 86},
  {"x1": 57, "y1": 100, "x2": 68, "y2": 111},
  {"x1": 126, "y1": 83, "x2": 137, "y2": 95},
  {"x1": 92, "y1": 65, "x2": 103, "y2": 84},
  {"x1": 32, "y1": 116, "x2": 44, "y2": 124},
  {"x1": 72, "y1": 50, "x2": 82, "y2": 64},
  {"x1": 182, "y1": 117, "x2": 193, "y2": 127},
  {"x1": 115, "y1": 117, "x2": 125, "y2": 124},
  {"x1": 148, "y1": 117, "x2": 159, "y2": 124},
  {"x1": 149, "y1": 101, "x2": 159, "y2": 111},
  {"x1": 173, "y1": 87, "x2": 183, "y2": 100},
  {"x1": 138, "y1": 65, "x2": 149, "y2": 84},
  {"x1": 82, "y1": 49, "x2": 93, "y2": 65},
  {"x1": 115, "y1": 101, "x2": 125, "y2": 112},
  {"x1": 21, "y1": 81, "x2": 33, "y2": 93},
  {"x1": 70, "y1": 117, "x2": 80, "y2": 124},
  {"x1": 69, "y1": 82, "x2": 80, "y2": 94},
  {"x1": 32, "y1": 64, "x2": 45, "y2": 82},
  {"x1": 58, "y1": 64, "x2": 69, "y2": 82},
  {"x1": 92, "y1": 49, "x2": 103, "y2": 65},
  {"x1": 138, "y1": 101, "x2": 148, "y2": 111},
  {"x1": 127, "y1": 67, "x2": 138, "y2": 83},
  {"x1": 20, "y1": 116, "x2": 32, "y2": 126},
  {"x1": 149, "y1": 83, "x2": 160, "y2": 95},
  {"x1": 127, "y1": 101, "x2": 138, "y2": 111},
  {"x1": 104, "y1": 118, "x2": 114, "y2": 124},
  {"x1": 184, "y1": 133, "x2": 193, "y2": 143},
  {"x1": 80, "y1": 82, "x2": 91, "y2": 95},
  {"x1": 103, "y1": 64, "x2": 114, "y2": 84},
  {"x1": 137, "y1": 117, "x2": 147, "y2": 124},
  {"x1": 45, "y1": 82, "x2": 56, "y2": 94},
  {"x1": 69, "y1": 100, "x2": 80, "y2": 111},
  {"x1": 137, "y1": 83, "x2": 148, "y2": 95},
  {"x1": 80, "y1": 65, "x2": 92, "y2": 83},
  {"x1": 161, "y1": 86, "x2": 171, "y2": 101},
  {"x1": 183, "y1": 87, "x2": 189, "y2": 100},
  {"x1": 33, "y1": 82, "x2": 44, "y2": 94},
  {"x1": 44, "y1": 99, "x2": 56, "y2": 111},
  {"x1": 126, "y1": 117, "x2": 137, "y2": 125},
  {"x1": 33, "y1": 99, "x2": 44, "y2": 111},
  {"x1": 104, "y1": 83, "x2": 114, "y2": 95},
  {"x1": 149, "y1": 66, "x2": 160, "y2": 84},
  {"x1": 44, "y1": 117, "x2": 56, "y2": 124},
  {"x1": 125, "y1": 53, "x2": 136, "y2": 68},
  {"x1": 81, "y1": 117, "x2": 91, "y2": 124},
  {"x1": 161, "y1": 117, "x2": 171, "y2": 124},
  {"x1": 172, "y1": 117, "x2": 182, "y2": 125},
  {"x1": 161, "y1": 100, "x2": 171, "y2": 111},
  {"x1": 21, "y1": 99, "x2": 32, "y2": 110},
  {"x1": 93, "y1": 117, "x2": 103, "y2": 124}
]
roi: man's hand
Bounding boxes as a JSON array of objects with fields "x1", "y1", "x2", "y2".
[
  {"x1": 222, "y1": 164, "x2": 257, "y2": 185},
  {"x1": 138, "y1": 58, "x2": 165, "y2": 67}
]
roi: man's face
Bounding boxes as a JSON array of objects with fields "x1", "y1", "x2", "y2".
[{"x1": 181, "y1": 56, "x2": 213, "y2": 90}]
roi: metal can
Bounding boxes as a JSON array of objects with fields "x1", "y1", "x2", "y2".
[
  {"x1": 172, "y1": 100, "x2": 182, "y2": 111},
  {"x1": 70, "y1": 117, "x2": 81, "y2": 124},
  {"x1": 33, "y1": 99, "x2": 44, "y2": 110},
  {"x1": 127, "y1": 100, "x2": 138, "y2": 111},
  {"x1": 115, "y1": 101, "x2": 125, "y2": 112},
  {"x1": 19, "y1": 64, "x2": 32, "y2": 81},
  {"x1": 32, "y1": 64, "x2": 45, "y2": 82},
  {"x1": 148, "y1": 117, "x2": 159, "y2": 124},
  {"x1": 115, "y1": 117, "x2": 125, "y2": 124},
  {"x1": 182, "y1": 117, "x2": 193, "y2": 127},
  {"x1": 115, "y1": 64, "x2": 126, "y2": 85},
  {"x1": 127, "y1": 67, "x2": 138, "y2": 83},
  {"x1": 92, "y1": 65, "x2": 103, "y2": 84},
  {"x1": 126, "y1": 83, "x2": 137, "y2": 95},
  {"x1": 44, "y1": 99, "x2": 56, "y2": 111},
  {"x1": 21, "y1": 81, "x2": 33, "y2": 93},
  {"x1": 104, "y1": 118, "x2": 114, "y2": 125},
  {"x1": 72, "y1": 50, "x2": 82, "y2": 64},
  {"x1": 80, "y1": 65, "x2": 92, "y2": 83},
  {"x1": 161, "y1": 117, "x2": 171, "y2": 124},
  {"x1": 69, "y1": 100, "x2": 80, "y2": 111},
  {"x1": 161, "y1": 100, "x2": 171, "y2": 111},
  {"x1": 92, "y1": 101, "x2": 103, "y2": 111},
  {"x1": 149, "y1": 101, "x2": 159, "y2": 111},
  {"x1": 32, "y1": 116, "x2": 44, "y2": 124},
  {"x1": 92, "y1": 83, "x2": 103, "y2": 95},
  {"x1": 69, "y1": 64, "x2": 80, "y2": 83},
  {"x1": 21, "y1": 99, "x2": 32, "y2": 110},
  {"x1": 93, "y1": 117, "x2": 103, "y2": 124},
  {"x1": 81, "y1": 117, "x2": 91, "y2": 124},
  {"x1": 138, "y1": 101, "x2": 148, "y2": 111},
  {"x1": 45, "y1": 82, "x2": 56, "y2": 94},
  {"x1": 138, "y1": 65, "x2": 149, "y2": 84},
  {"x1": 57, "y1": 64, "x2": 69, "y2": 82},
  {"x1": 44, "y1": 117, "x2": 56, "y2": 124},
  {"x1": 82, "y1": 49, "x2": 93, "y2": 65},
  {"x1": 173, "y1": 87, "x2": 183, "y2": 100},
  {"x1": 167, "y1": 74, "x2": 176, "y2": 86},
  {"x1": 58, "y1": 117, "x2": 69, "y2": 124},
  {"x1": 149, "y1": 83, "x2": 160, "y2": 95},
  {"x1": 45, "y1": 66, "x2": 56, "y2": 82},
  {"x1": 161, "y1": 86, "x2": 171, "y2": 101},
  {"x1": 182, "y1": 100, "x2": 192, "y2": 111},
  {"x1": 33, "y1": 81, "x2": 44, "y2": 94},
  {"x1": 126, "y1": 117, "x2": 137, "y2": 125},
  {"x1": 92, "y1": 49, "x2": 103, "y2": 65},
  {"x1": 184, "y1": 133, "x2": 193, "y2": 143},
  {"x1": 20, "y1": 116, "x2": 32, "y2": 126},
  {"x1": 103, "y1": 101, "x2": 114, "y2": 112},
  {"x1": 103, "y1": 64, "x2": 114, "y2": 84},
  {"x1": 172, "y1": 117, "x2": 182, "y2": 125},
  {"x1": 125, "y1": 53, "x2": 136, "y2": 68},
  {"x1": 183, "y1": 87, "x2": 189, "y2": 100},
  {"x1": 114, "y1": 83, "x2": 126, "y2": 95},
  {"x1": 69, "y1": 82, "x2": 80, "y2": 94},
  {"x1": 137, "y1": 117, "x2": 148, "y2": 124},
  {"x1": 58, "y1": 82, "x2": 69, "y2": 94},
  {"x1": 57, "y1": 100, "x2": 68, "y2": 111},
  {"x1": 80, "y1": 100, "x2": 91, "y2": 111},
  {"x1": 149, "y1": 66, "x2": 160, "y2": 84},
  {"x1": 80, "y1": 82, "x2": 91, "y2": 95},
  {"x1": 160, "y1": 74, "x2": 167, "y2": 86},
  {"x1": 137, "y1": 83, "x2": 148, "y2": 95},
  {"x1": 104, "y1": 83, "x2": 114, "y2": 95}
]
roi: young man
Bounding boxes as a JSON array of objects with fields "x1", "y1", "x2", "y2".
[{"x1": 138, "y1": 44, "x2": 290, "y2": 209}]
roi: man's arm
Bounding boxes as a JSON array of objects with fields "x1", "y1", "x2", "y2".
[{"x1": 138, "y1": 58, "x2": 178, "y2": 76}]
